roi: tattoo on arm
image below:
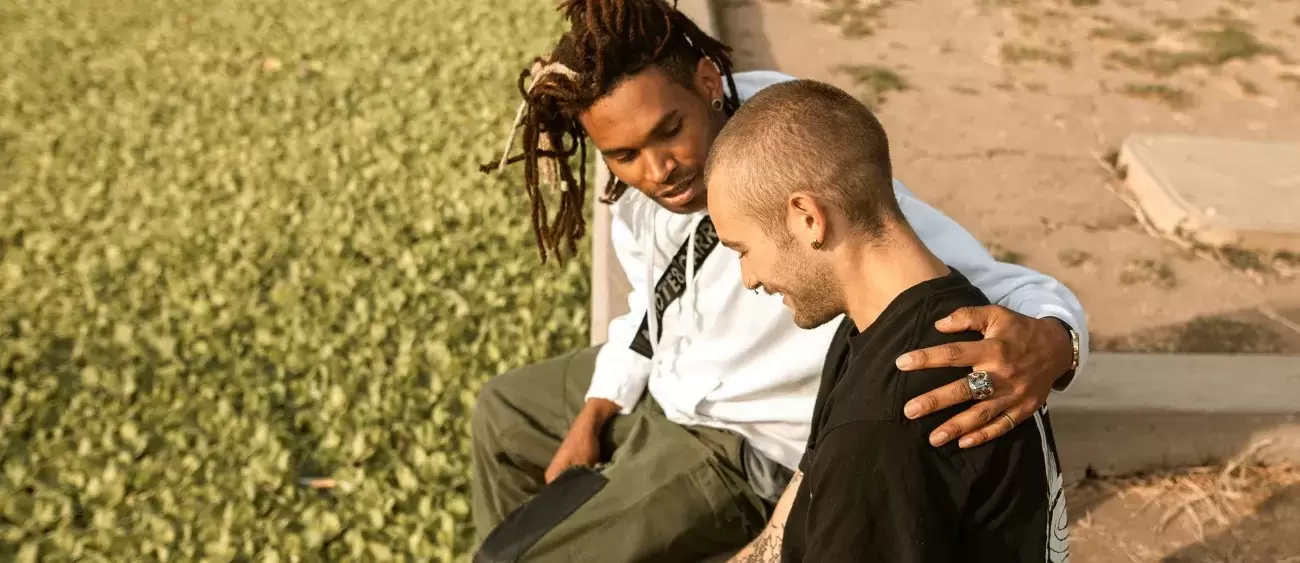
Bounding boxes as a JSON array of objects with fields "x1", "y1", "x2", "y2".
[
  {"x1": 737, "y1": 527, "x2": 783, "y2": 563},
  {"x1": 731, "y1": 471, "x2": 803, "y2": 563}
]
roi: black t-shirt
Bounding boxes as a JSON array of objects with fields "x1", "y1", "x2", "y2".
[{"x1": 781, "y1": 268, "x2": 1070, "y2": 563}]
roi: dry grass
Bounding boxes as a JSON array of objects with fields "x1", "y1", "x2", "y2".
[
  {"x1": 1121, "y1": 82, "x2": 1196, "y2": 109},
  {"x1": 1106, "y1": 15, "x2": 1279, "y2": 76},
  {"x1": 1069, "y1": 441, "x2": 1300, "y2": 546},
  {"x1": 1001, "y1": 41, "x2": 1075, "y2": 68},
  {"x1": 1120, "y1": 258, "x2": 1178, "y2": 288},
  {"x1": 984, "y1": 242, "x2": 1024, "y2": 265},
  {"x1": 1090, "y1": 22, "x2": 1156, "y2": 45},
  {"x1": 1058, "y1": 249, "x2": 1092, "y2": 268},
  {"x1": 804, "y1": 0, "x2": 904, "y2": 38},
  {"x1": 835, "y1": 63, "x2": 910, "y2": 109}
]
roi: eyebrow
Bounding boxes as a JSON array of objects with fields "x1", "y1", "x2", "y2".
[
  {"x1": 603, "y1": 110, "x2": 681, "y2": 155},
  {"x1": 719, "y1": 237, "x2": 746, "y2": 252}
]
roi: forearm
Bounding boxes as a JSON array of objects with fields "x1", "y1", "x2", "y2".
[
  {"x1": 729, "y1": 471, "x2": 803, "y2": 563},
  {"x1": 570, "y1": 398, "x2": 621, "y2": 434},
  {"x1": 896, "y1": 182, "x2": 1090, "y2": 381}
]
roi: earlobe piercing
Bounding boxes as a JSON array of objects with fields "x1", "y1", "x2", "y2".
[
  {"x1": 712, "y1": 98, "x2": 724, "y2": 111},
  {"x1": 811, "y1": 239, "x2": 823, "y2": 250}
]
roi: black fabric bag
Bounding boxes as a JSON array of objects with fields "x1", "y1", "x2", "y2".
[{"x1": 473, "y1": 466, "x2": 610, "y2": 563}]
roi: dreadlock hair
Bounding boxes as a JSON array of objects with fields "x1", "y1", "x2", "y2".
[{"x1": 479, "y1": 0, "x2": 741, "y2": 264}]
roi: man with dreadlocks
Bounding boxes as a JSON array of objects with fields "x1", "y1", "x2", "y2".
[{"x1": 471, "y1": 0, "x2": 1089, "y2": 561}]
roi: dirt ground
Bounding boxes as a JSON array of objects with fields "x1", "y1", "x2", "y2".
[
  {"x1": 716, "y1": 0, "x2": 1300, "y2": 355},
  {"x1": 1064, "y1": 461, "x2": 1300, "y2": 562}
]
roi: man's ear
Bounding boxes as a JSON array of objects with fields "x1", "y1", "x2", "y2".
[
  {"x1": 694, "y1": 57, "x2": 723, "y2": 101},
  {"x1": 786, "y1": 192, "x2": 827, "y2": 246}
]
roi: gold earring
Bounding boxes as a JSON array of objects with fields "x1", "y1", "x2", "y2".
[
  {"x1": 712, "y1": 98, "x2": 724, "y2": 111},
  {"x1": 811, "y1": 239, "x2": 823, "y2": 250}
]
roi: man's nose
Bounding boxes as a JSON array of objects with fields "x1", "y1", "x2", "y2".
[{"x1": 646, "y1": 152, "x2": 677, "y2": 185}]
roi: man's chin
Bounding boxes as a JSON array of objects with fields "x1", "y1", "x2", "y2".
[{"x1": 790, "y1": 305, "x2": 837, "y2": 330}]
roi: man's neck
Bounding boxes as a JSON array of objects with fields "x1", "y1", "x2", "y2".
[{"x1": 836, "y1": 223, "x2": 952, "y2": 332}]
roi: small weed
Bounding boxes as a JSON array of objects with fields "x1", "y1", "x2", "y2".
[
  {"x1": 1219, "y1": 245, "x2": 1268, "y2": 271},
  {"x1": 1001, "y1": 42, "x2": 1074, "y2": 68},
  {"x1": 1058, "y1": 249, "x2": 1092, "y2": 268},
  {"x1": 1193, "y1": 20, "x2": 1277, "y2": 63},
  {"x1": 1089, "y1": 23, "x2": 1154, "y2": 44},
  {"x1": 1120, "y1": 258, "x2": 1178, "y2": 289},
  {"x1": 817, "y1": 0, "x2": 902, "y2": 38},
  {"x1": 1110, "y1": 16, "x2": 1277, "y2": 76},
  {"x1": 1070, "y1": 0, "x2": 1100, "y2": 6},
  {"x1": 836, "y1": 64, "x2": 910, "y2": 109},
  {"x1": 1097, "y1": 315, "x2": 1289, "y2": 353},
  {"x1": 1155, "y1": 16, "x2": 1188, "y2": 30},
  {"x1": 1236, "y1": 76, "x2": 1261, "y2": 95},
  {"x1": 986, "y1": 243, "x2": 1023, "y2": 264},
  {"x1": 1121, "y1": 83, "x2": 1196, "y2": 109},
  {"x1": 1015, "y1": 12, "x2": 1041, "y2": 28}
]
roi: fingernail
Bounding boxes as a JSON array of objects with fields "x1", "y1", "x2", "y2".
[
  {"x1": 896, "y1": 355, "x2": 914, "y2": 369},
  {"x1": 959, "y1": 437, "x2": 975, "y2": 448},
  {"x1": 930, "y1": 431, "x2": 949, "y2": 446},
  {"x1": 903, "y1": 402, "x2": 921, "y2": 419},
  {"x1": 936, "y1": 316, "x2": 951, "y2": 328}
]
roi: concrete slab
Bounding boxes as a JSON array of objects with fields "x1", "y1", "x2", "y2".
[
  {"x1": 1117, "y1": 134, "x2": 1300, "y2": 255},
  {"x1": 1052, "y1": 353, "x2": 1300, "y2": 482}
]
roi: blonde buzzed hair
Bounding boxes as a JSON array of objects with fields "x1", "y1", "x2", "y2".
[{"x1": 705, "y1": 79, "x2": 902, "y2": 241}]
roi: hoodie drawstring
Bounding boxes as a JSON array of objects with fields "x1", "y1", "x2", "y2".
[
  {"x1": 643, "y1": 208, "x2": 706, "y2": 357},
  {"x1": 684, "y1": 218, "x2": 700, "y2": 340}
]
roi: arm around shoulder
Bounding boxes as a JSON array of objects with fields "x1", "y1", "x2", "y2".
[{"x1": 893, "y1": 180, "x2": 1091, "y2": 382}]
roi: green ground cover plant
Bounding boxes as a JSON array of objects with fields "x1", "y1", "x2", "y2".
[{"x1": 0, "y1": 0, "x2": 592, "y2": 560}]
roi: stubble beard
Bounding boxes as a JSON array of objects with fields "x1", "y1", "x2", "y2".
[{"x1": 777, "y1": 242, "x2": 843, "y2": 330}]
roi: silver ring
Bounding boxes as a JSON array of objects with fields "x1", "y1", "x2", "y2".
[
  {"x1": 999, "y1": 412, "x2": 1016, "y2": 428},
  {"x1": 965, "y1": 370, "x2": 994, "y2": 401}
]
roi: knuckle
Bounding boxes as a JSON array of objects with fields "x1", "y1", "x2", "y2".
[
  {"x1": 976, "y1": 406, "x2": 995, "y2": 424},
  {"x1": 990, "y1": 339, "x2": 1009, "y2": 359},
  {"x1": 909, "y1": 349, "x2": 930, "y2": 365},
  {"x1": 1000, "y1": 362, "x2": 1019, "y2": 381},
  {"x1": 943, "y1": 342, "x2": 963, "y2": 362},
  {"x1": 920, "y1": 394, "x2": 940, "y2": 411},
  {"x1": 951, "y1": 381, "x2": 973, "y2": 401}
]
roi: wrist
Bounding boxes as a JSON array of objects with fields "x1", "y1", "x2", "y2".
[
  {"x1": 573, "y1": 398, "x2": 620, "y2": 433},
  {"x1": 1045, "y1": 317, "x2": 1080, "y2": 385}
]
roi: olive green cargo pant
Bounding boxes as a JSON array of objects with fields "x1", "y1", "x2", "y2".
[{"x1": 470, "y1": 346, "x2": 771, "y2": 562}]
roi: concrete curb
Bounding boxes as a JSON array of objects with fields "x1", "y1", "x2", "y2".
[
  {"x1": 1051, "y1": 353, "x2": 1300, "y2": 482},
  {"x1": 585, "y1": 0, "x2": 1300, "y2": 481}
]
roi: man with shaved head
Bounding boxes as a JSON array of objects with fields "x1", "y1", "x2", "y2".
[{"x1": 708, "y1": 79, "x2": 1070, "y2": 563}]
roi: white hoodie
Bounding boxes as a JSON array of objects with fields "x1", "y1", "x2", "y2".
[{"x1": 587, "y1": 70, "x2": 1090, "y2": 471}]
